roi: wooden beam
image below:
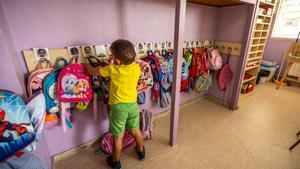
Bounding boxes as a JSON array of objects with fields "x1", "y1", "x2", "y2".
[{"x1": 170, "y1": 0, "x2": 186, "y2": 146}]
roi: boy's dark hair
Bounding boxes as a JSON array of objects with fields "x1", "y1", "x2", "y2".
[{"x1": 110, "y1": 39, "x2": 136, "y2": 65}]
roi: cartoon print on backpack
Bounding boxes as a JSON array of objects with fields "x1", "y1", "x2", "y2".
[
  {"x1": 0, "y1": 90, "x2": 36, "y2": 162},
  {"x1": 136, "y1": 59, "x2": 153, "y2": 93},
  {"x1": 61, "y1": 74, "x2": 78, "y2": 98}
]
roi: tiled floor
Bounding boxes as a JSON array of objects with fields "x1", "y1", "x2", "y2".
[{"x1": 55, "y1": 83, "x2": 300, "y2": 169}]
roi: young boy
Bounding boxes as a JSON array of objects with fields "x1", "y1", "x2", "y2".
[{"x1": 85, "y1": 39, "x2": 145, "y2": 169}]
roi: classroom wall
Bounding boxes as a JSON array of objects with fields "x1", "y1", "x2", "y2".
[
  {"x1": 0, "y1": 0, "x2": 219, "y2": 157},
  {"x1": 208, "y1": 4, "x2": 250, "y2": 104},
  {"x1": 263, "y1": 38, "x2": 292, "y2": 74},
  {"x1": 0, "y1": 1, "x2": 26, "y2": 96}
]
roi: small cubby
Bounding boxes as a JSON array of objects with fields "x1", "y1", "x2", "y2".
[
  {"x1": 259, "y1": 38, "x2": 266, "y2": 44},
  {"x1": 241, "y1": 0, "x2": 277, "y2": 96},
  {"x1": 252, "y1": 39, "x2": 260, "y2": 45},
  {"x1": 254, "y1": 31, "x2": 262, "y2": 38}
]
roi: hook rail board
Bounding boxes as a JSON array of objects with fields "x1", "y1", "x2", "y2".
[
  {"x1": 214, "y1": 41, "x2": 242, "y2": 56},
  {"x1": 23, "y1": 48, "x2": 71, "y2": 72}
]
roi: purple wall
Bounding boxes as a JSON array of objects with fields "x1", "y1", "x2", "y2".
[
  {"x1": 208, "y1": 4, "x2": 250, "y2": 104},
  {"x1": 0, "y1": 0, "x2": 219, "y2": 158},
  {"x1": 263, "y1": 38, "x2": 292, "y2": 74},
  {"x1": 0, "y1": 1, "x2": 26, "y2": 96}
]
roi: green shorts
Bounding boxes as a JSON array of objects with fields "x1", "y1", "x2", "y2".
[{"x1": 109, "y1": 103, "x2": 140, "y2": 136}]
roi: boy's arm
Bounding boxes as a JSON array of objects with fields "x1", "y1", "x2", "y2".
[{"x1": 85, "y1": 64, "x2": 101, "y2": 76}]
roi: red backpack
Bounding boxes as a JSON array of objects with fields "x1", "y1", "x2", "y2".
[
  {"x1": 191, "y1": 47, "x2": 201, "y2": 78},
  {"x1": 142, "y1": 54, "x2": 163, "y2": 101},
  {"x1": 218, "y1": 48, "x2": 233, "y2": 91}
]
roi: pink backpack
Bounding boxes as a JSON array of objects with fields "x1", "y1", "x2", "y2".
[
  {"x1": 27, "y1": 61, "x2": 53, "y2": 97},
  {"x1": 100, "y1": 130, "x2": 135, "y2": 154},
  {"x1": 218, "y1": 48, "x2": 233, "y2": 91},
  {"x1": 57, "y1": 63, "x2": 92, "y2": 132},
  {"x1": 207, "y1": 48, "x2": 222, "y2": 71}
]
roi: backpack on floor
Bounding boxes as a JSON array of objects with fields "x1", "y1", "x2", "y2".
[
  {"x1": 100, "y1": 130, "x2": 135, "y2": 154},
  {"x1": 57, "y1": 63, "x2": 92, "y2": 132},
  {"x1": 27, "y1": 61, "x2": 53, "y2": 97},
  {"x1": 136, "y1": 59, "x2": 153, "y2": 93},
  {"x1": 0, "y1": 90, "x2": 35, "y2": 162},
  {"x1": 207, "y1": 48, "x2": 222, "y2": 71}
]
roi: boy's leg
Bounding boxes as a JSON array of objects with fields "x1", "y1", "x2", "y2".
[
  {"x1": 130, "y1": 128, "x2": 144, "y2": 152},
  {"x1": 113, "y1": 133, "x2": 124, "y2": 161}
]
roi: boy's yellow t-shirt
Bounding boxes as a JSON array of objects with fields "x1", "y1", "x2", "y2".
[{"x1": 99, "y1": 63, "x2": 141, "y2": 105}]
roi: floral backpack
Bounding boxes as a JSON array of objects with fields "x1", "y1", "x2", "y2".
[
  {"x1": 57, "y1": 64, "x2": 92, "y2": 132},
  {"x1": 0, "y1": 90, "x2": 35, "y2": 162},
  {"x1": 136, "y1": 59, "x2": 153, "y2": 93}
]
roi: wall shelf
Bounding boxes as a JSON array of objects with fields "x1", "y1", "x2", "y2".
[
  {"x1": 243, "y1": 76, "x2": 256, "y2": 83},
  {"x1": 245, "y1": 65, "x2": 260, "y2": 71},
  {"x1": 240, "y1": 0, "x2": 277, "y2": 97}
]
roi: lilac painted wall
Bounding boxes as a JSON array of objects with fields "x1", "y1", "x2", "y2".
[
  {"x1": 208, "y1": 5, "x2": 250, "y2": 104},
  {"x1": 263, "y1": 38, "x2": 292, "y2": 74},
  {"x1": 0, "y1": 1, "x2": 26, "y2": 96},
  {"x1": 1, "y1": 0, "x2": 219, "y2": 158}
]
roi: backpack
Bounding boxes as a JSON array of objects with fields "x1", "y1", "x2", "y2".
[
  {"x1": 195, "y1": 74, "x2": 213, "y2": 93},
  {"x1": 25, "y1": 92, "x2": 46, "y2": 152},
  {"x1": 0, "y1": 90, "x2": 35, "y2": 162},
  {"x1": 200, "y1": 48, "x2": 209, "y2": 75},
  {"x1": 180, "y1": 58, "x2": 189, "y2": 91},
  {"x1": 54, "y1": 57, "x2": 68, "y2": 69},
  {"x1": 142, "y1": 54, "x2": 163, "y2": 83},
  {"x1": 191, "y1": 48, "x2": 201, "y2": 78},
  {"x1": 167, "y1": 56, "x2": 174, "y2": 83},
  {"x1": 217, "y1": 48, "x2": 233, "y2": 91},
  {"x1": 184, "y1": 48, "x2": 193, "y2": 69},
  {"x1": 143, "y1": 54, "x2": 163, "y2": 101},
  {"x1": 43, "y1": 70, "x2": 72, "y2": 129},
  {"x1": 160, "y1": 82, "x2": 171, "y2": 108},
  {"x1": 27, "y1": 61, "x2": 53, "y2": 97},
  {"x1": 136, "y1": 59, "x2": 153, "y2": 93},
  {"x1": 100, "y1": 130, "x2": 135, "y2": 154},
  {"x1": 207, "y1": 48, "x2": 222, "y2": 71},
  {"x1": 57, "y1": 64, "x2": 92, "y2": 132}
]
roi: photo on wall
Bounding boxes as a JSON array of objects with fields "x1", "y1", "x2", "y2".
[
  {"x1": 153, "y1": 42, "x2": 160, "y2": 52},
  {"x1": 136, "y1": 43, "x2": 145, "y2": 54},
  {"x1": 145, "y1": 42, "x2": 152, "y2": 52},
  {"x1": 95, "y1": 45, "x2": 110, "y2": 62},
  {"x1": 33, "y1": 48, "x2": 50, "y2": 61},
  {"x1": 161, "y1": 42, "x2": 167, "y2": 50},
  {"x1": 67, "y1": 46, "x2": 81, "y2": 59},
  {"x1": 82, "y1": 46, "x2": 95, "y2": 57}
]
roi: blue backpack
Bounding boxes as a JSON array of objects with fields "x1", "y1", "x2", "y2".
[
  {"x1": 43, "y1": 70, "x2": 72, "y2": 129},
  {"x1": 0, "y1": 90, "x2": 35, "y2": 162}
]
